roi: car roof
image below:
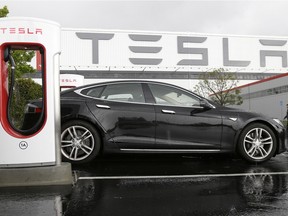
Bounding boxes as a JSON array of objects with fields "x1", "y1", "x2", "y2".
[
  {"x1": 60, "y1": 79, "x2": 219, "y2": 107},
  {"x1": 62, "y1": 80, "x2": 182, "y2": 93}
]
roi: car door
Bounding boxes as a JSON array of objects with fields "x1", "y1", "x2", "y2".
[
  {"x1": 147, "y1": 83, "x2": 222, "y2": 150},
  {"x1": 84, "y1": 82, "x2": 156, "y2": 149}
]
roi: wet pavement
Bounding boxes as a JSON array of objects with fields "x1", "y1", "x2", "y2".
[{"x1": 2, "y1": 153, "x2": 288, "y2": 216}]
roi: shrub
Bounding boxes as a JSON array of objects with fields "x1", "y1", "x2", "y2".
[{"x1": 10, "y1": 78, "x2": 42, "y2": 129}]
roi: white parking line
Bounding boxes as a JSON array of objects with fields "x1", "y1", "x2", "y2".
[{"x1": 78, "y1": 171, "x2": 288, "y2": 180}]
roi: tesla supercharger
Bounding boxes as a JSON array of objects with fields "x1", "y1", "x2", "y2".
[{"x1": 0, "y1": 17, "x2": 62, "y2": 167}]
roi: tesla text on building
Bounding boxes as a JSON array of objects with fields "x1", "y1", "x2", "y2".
[{"x1": 60, "y1": 29, "x2": 288, "y2": 73}]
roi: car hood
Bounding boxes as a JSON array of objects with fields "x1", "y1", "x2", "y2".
[{"x1": 215, "y1": 106, "x2": 271, "y2": 120}]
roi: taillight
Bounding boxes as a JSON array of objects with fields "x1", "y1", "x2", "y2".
[
  {"x1": 25, "y1": 104, "x2": 42, "y2": 114},
  {"x1": 35, "y1": 107, "x2": 42, "y2": 113}
]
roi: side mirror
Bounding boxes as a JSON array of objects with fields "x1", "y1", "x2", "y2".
[{"x1": 200, "y1": 99, "x2": 215, "y2": 109}]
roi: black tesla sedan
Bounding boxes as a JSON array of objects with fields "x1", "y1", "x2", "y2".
[{"x1": 24, "y1": 80, "x2": 286, "y2": 164}]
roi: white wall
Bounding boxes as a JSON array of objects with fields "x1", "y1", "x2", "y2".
[{"x1": 233, "y1": 74, "x2": 288, "y2": 119}]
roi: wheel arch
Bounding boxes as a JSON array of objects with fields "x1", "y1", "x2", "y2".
[
  {"x1": 234, "y1": 120, "x2": 280, "y2": 156},
  {"x1": 61, "y1": 115, "x2": 106, "y2": 154}
]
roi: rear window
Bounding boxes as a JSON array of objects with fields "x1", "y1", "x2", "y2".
[
  {"x1": 80, "y1": 83, "x2": 145, "y2": 103},
  {"x1": 81, "y1": 86, "x2": 105, "y2": 98},
  {"x1": 100, "y1": 83, "x2": 145, "y2": 103}
]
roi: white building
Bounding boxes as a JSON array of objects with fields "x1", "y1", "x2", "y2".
[
  {"x1": 31, "y1": 28, "x2": 288, "y2": 118},
  {"x1": 231, "y1": 73, "x2": 288, "y2": 119},
  {"x1": 56, "y1": 28, "x2": 288, "y2": 90}
]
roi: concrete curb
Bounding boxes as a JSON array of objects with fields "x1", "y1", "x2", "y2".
[{"x1": 0, "y1": 162, "x2": 73, "y2": 187}]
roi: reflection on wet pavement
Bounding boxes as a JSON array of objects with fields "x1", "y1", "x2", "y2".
[
  {"x1": 2, "y1": 154, "x2": 288, "y2": 215},
  {"x1": 0, "y1": 186, "x2": 71, "y2": 216}
]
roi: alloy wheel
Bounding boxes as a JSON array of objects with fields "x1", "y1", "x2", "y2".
[
  {"x1": 61, "y1": 125, "x2": 95, "y2": 161},
  {"x1": 243, "y1": 127, "x2": 273, "y2": 160}
]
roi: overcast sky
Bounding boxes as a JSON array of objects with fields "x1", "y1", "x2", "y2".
[{"x1": 2, "y1": 0, "x2": 288, "y2": 37}]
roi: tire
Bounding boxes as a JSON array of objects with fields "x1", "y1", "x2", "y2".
[
  {"x1": 61, "y1": 120, "x2": 101, "y2": 164},
  {"x1": 238, "y1": 123, "x2": 277, "y2": 163}
]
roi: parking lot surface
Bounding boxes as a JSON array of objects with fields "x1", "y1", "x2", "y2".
[{"x1": 2, "y1": 153, "x2": 288, "y2": 216}]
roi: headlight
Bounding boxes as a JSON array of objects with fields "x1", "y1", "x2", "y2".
[{"x1": 273, "y1": 118, "x2": 284, "y2": 127}]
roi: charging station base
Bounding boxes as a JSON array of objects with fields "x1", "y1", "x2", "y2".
[{"x1": 0, "y1": 163, "x2": 73, "y2": 187}]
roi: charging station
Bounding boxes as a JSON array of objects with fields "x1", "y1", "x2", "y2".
[{"x1": 0, "y1": 17, "x2": 72, "y2": 186}]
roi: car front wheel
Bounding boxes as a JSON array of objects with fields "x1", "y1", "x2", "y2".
[
  {"x1": 61, "y1": 120, "x2": 101, "y2": 164},
  {"x1": 238, "y1": 123, "x2": 277, "y2": 163}
]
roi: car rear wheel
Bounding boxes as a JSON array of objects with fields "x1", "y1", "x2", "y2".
[
  {"x1": 238, "y1": 123, "x2": 277, "y2": 163},
  {"x1": 61, "y1": 120, "x2": 101, "y2": 164}
]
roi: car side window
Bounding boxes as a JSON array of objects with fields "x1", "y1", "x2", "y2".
[
  {"x1": 100, "y1": 83, "x2": 145, "y2": 103},
  {"x1": 81, "y1": 86, "x2": 105, "y2": 98},
  {"x1": 148, "y1": 84, "x2": 200, "y2": 107}
]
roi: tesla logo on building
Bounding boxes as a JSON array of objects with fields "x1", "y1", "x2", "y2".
[
  {"x1": 0, "y1": 27, "x2": 42, "y2": 35},
  {"x1": 76, "y1": 32, "x2": 288, "y2": 68}
]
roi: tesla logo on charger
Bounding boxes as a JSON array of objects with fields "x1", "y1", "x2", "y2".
[
  {"x1": 61, "y1": 78, "x2": 77, "y2": 83},
  {"x1": 0, "y1": 27, "x2": 42, "y2": 35}
]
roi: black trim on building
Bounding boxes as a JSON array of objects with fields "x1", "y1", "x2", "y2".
[{"x1": 24, "y1": 70, "x2": 281, "y2": 81}]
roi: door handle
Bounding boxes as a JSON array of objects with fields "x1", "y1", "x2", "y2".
[
  {"x1": 161, "y1": 109, "x2": 175, "y2": 114},
  {"x1": 96, "y1": 104, "x2": 111, "y2": 109}
]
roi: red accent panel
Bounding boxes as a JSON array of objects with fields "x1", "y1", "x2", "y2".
[
  {"x1": 210, "y1": 72, "x2": 288, "y2": 96},
  {"x1": 0, "y1": 43, "x2": 47, "y2": 138},
  {"x1": 232, "y1": 72, "x2": 288, "y2": 91}
]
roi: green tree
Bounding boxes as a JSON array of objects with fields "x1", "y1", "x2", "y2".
[
  {"x1": 194, "y1": 68, "x2": 243, "y2": 106},
  {"x1": 11, "y1": 79, "x2": 43, "y2": 128},
  {"x1": 10, "y1": 49, "x2": 36, "y2": 78},
  {"x1": 0, "y1": 5, "x2": 9, "y2": 17}
]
